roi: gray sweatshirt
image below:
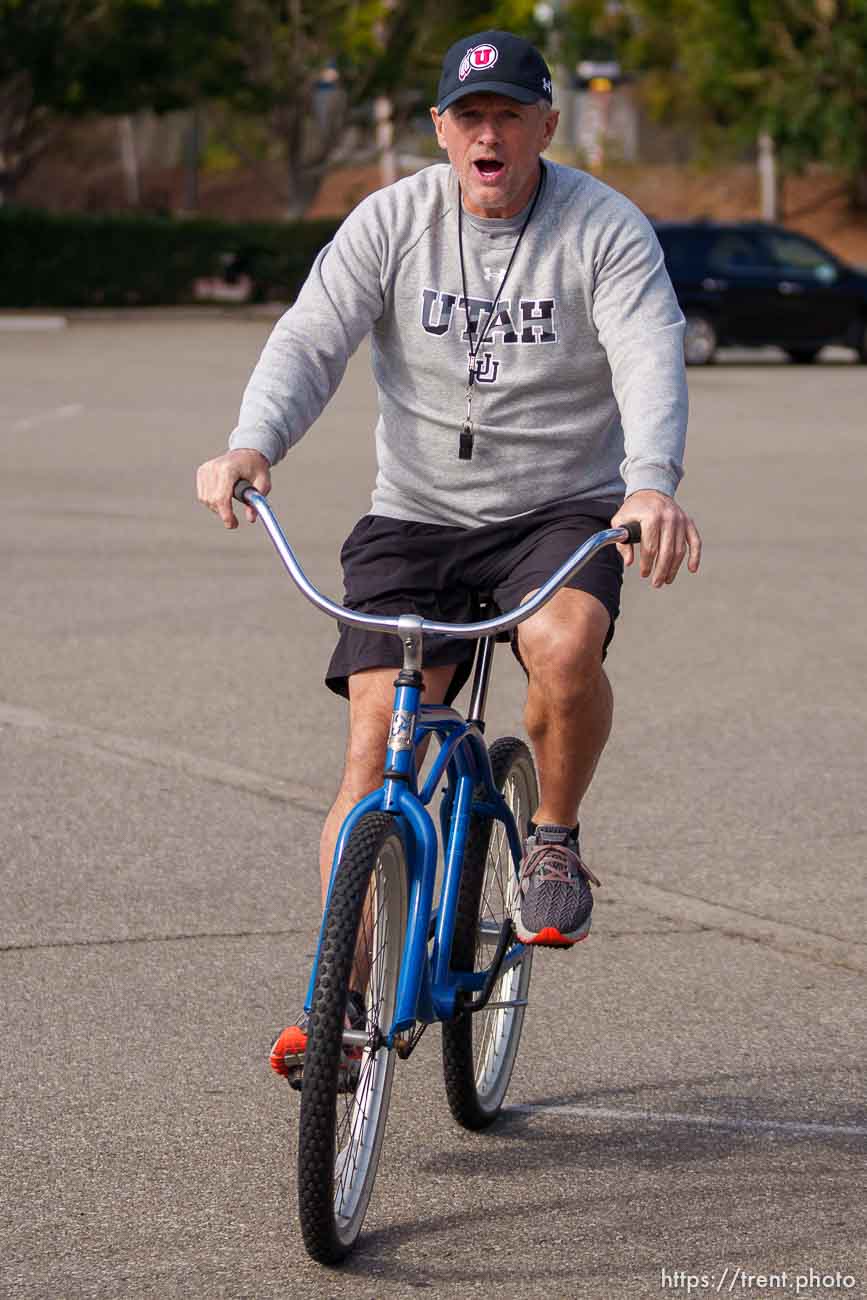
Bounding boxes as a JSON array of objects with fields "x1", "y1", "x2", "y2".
[{"x1": 229, "y1": 160, "x2": 687, "y2": 529}]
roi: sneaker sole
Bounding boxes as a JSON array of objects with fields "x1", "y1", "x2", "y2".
[{"x1": 515, "y1": 917, "x2": 592, "y2": 946}]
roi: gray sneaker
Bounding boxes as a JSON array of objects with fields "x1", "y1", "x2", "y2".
[{"x1": 515, "y1": 824, "x2": 601, "y2": 946}]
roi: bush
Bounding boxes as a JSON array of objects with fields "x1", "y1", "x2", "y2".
[{"x1": 0, "y1": 208, "x2": 343, "y2": 307}]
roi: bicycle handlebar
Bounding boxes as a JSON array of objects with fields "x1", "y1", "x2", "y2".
[{"x1": 232, "y1": 479, "x2": 641, "y2": 641}]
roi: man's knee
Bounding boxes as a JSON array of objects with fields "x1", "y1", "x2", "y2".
[
  {"x1": 523, "y1": 626, "x2": 605, "y2": 683},
  {"x1": 518, "y1": 590, "x2": 611, "y2": 693}
]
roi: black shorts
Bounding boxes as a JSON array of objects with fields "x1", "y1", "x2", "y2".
[{"x1": 326, "y1": 498, "x2": 624, "y2": 704}]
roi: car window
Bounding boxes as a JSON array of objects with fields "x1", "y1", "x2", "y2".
[
  {"x1": 707, "y1": 233, "x2": 765, "y2": 272},
  {"x1": 656, "y1": 229, "x2": 708, "y2": 276},
  {"x1": 760, "y1": 232, "x2": 839, "y2": 282}
]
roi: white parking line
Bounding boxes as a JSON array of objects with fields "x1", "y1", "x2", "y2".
[
  {"x1": 0, "y1": 699, "x2": 327, "y2": 815},
  {"x1": 605, "y1": 869, "x2": 867, "y2": 976},
  {"x1": 509, "y1": 1103, "x2": 867, "y2": 1137},
  {"x1": 9, "y1": 403, "x2": 84, "y2": 433}
]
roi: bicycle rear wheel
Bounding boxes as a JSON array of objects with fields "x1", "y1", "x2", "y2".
[
  {"x1": 442, "y1": 736, "x2": 537, "y2": 1130},
  {"x1": 297, "y1": 812, "x2": 407, "y2": 1263}
]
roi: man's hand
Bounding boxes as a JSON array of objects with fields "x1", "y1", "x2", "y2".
[
  {"x1": 196, "y1": 448, "x2": 271, "y2": 529},
  {"x1": 611, "y1": 489, "x2": 702, "y2": 587}
]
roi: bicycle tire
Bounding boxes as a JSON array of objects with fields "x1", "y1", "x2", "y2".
[
  {"x1": 297, "y1": 811, "x2": 407, "y2": 1263},
  {"x1": 442, "y1": 737, "x2": 537, "y2": 1130}
]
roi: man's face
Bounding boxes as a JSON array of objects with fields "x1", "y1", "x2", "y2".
[{"x1": 430, "y1": 93, "x2": 559, "y2": 219}]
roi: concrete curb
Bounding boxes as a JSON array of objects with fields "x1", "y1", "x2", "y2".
[
  {"x1": 0, "y1": 314, "x2": 67, "y2": 331},
  {"x1": 0, "y1": 304, "x2": 288, "y2": 325}
]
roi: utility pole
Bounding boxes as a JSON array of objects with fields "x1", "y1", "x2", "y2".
[
  {"x1": 183, "y1": 107, "x2": 201, "y2": 212},
  {"x1": 758, "y1": 130, "x2": 777, "y2": 221},
  {"x1": 374, "y1": 0, "x2": 398, "y2": 189},
  {"x1": 375, "y1": 95, "x2": 398, "y2": 188},
  {"x1": 118, "y1": 115, "x2": 141, "y2": 208}
]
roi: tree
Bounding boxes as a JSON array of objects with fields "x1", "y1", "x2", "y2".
[
  {"x1": 0, "y1": 0, "x2": 84, "y2": 204},
  {"x1": 625, "y1": 0, "x2": 867, "y2": 207},
  {"x1": 67, "y1": 0, "x2": 244, "y2": 116},
  {"x1": 223, "y1": 0, "x2": 544, "y2": 217},
  {"x1": 0, "y1": 0, "x2": 241, "y2": 205},
  {"x1": 761, "y1": 0, "x2": 867, "y2": 206}
]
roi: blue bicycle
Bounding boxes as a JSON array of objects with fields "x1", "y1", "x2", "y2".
[{"x1": 233, "y1": 480, "x2": 640, "y2": 1264}]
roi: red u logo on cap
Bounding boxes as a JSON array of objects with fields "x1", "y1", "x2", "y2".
[{"x1": 459, "y1": 43, "x2": 499, "y2": 81}]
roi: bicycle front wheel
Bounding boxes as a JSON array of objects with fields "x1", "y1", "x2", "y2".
[
  {"x1": 297, "y1": 812, "x2": 407, "y2": 1263},
  {"x1": 442, "y1": 737, "x2": 537, "y2": 1130}
]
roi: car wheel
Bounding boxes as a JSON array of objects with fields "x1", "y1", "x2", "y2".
[
  {"x1": 786, "y1": 347, "x2": 820, "y2": 364},
  {"x1": 683, "y1": 313, "x2": 718, "y2": 366}
]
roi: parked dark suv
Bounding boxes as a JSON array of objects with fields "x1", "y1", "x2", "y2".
[{"x1": 654, "y1": 220, "x2": 867, "y2": 365}]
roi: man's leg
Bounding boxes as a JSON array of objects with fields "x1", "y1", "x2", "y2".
[
  {"x1": 516, "y1": 587, "x2": 613, "y2": 828},
  {"x1": 318, "y1": 662, "x2": 457, "y2": 904},
  {"x1": 512, "y1": 587, "x2": 612, "y2": 946}
]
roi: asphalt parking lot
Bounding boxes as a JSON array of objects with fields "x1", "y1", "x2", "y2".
[{"x1": 1, "y1": 316, "x2": 865, "y2": 1300}]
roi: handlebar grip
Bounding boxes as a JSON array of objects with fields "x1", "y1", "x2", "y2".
[
  {"x1": 233, "y1": 479, "x2": 254, "y2": 503},
  {"x1": 621, "y1": 520, "x2": 641, "y2": 544}
]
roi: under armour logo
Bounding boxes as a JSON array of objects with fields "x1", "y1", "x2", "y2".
[
  {"x1": 543, "y1": 77, "x2": 552, "y2": 95},
  {"x1": 482, "y1": 266, "x2": 497, "y2": 283}
]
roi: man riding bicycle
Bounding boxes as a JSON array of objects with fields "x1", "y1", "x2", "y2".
[{"x1": 197, "y1": 29, "x2": 702, "y2": 1075}]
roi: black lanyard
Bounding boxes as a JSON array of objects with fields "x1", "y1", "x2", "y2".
[{"x1": 456, "y1": 165, "x2": 544, "y2": 460}]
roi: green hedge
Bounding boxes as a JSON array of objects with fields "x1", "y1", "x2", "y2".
[{"x1": 0, "y1": 208, "x2": 343, "y2": 307}]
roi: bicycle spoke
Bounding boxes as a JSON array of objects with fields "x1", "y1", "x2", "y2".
[
  {"x1": 329, "y1": 846, "x2": 403, "y2": 1225},
  {"x1": 473, "y1": 769, "x2": 528, "y2": 1085},
  {"x1": 299, "y1": 815, "x2": 406, "y2": 1259}
]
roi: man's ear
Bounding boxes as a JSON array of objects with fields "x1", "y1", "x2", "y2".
[{"x1": 430, "y1": 106, "x2": 448, "y2": 151}]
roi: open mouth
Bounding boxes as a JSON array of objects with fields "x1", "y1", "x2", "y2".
[{"x1": 473, "y1": 159, "x2": 505, "y2": 179}]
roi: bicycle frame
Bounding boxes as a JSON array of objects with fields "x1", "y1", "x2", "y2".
[
  {"x1": 231, "y1": 479, "x2": 639, "y2": 1050},
  {"x1": 303, "y1": 660, "x2": 527, "y2": 1041}
]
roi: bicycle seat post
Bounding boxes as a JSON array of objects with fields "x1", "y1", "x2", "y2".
[
  {"x1": 397, "y1": 613, "x2": 424, "y2": 677},
  {"x1": 467, "y1": 636, "x2": 495, "y2": 729},
  {"x1": 382, "y1": 614, "x2": 426, "y2": 802}
]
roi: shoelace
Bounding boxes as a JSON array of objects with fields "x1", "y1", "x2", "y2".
[
  {"x1": 522, "y1": 843, "x2": 580, "y2": 881},
  {"x1": 522, "y1": 843, "x2": 602, "y2": 888}
]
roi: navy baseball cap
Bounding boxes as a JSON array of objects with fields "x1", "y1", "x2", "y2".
[{"x1": 437, "y1": 30, "x2": 553, "y2": 114}]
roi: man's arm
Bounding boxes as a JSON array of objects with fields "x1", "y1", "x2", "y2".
[
  {"x1": 197, "y1": 195, "x2": 387, "y2": 524},
  {"x1": 228, "y1": 217, "x2": 385, "y2": 467},
  {"x1": 591, "y1": 200, "x2": 701, "y2": 585}
]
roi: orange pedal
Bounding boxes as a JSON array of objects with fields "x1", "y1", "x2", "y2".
[{"x1": 269, "y1": 1025, "x2": 308, "y2": 1077}]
